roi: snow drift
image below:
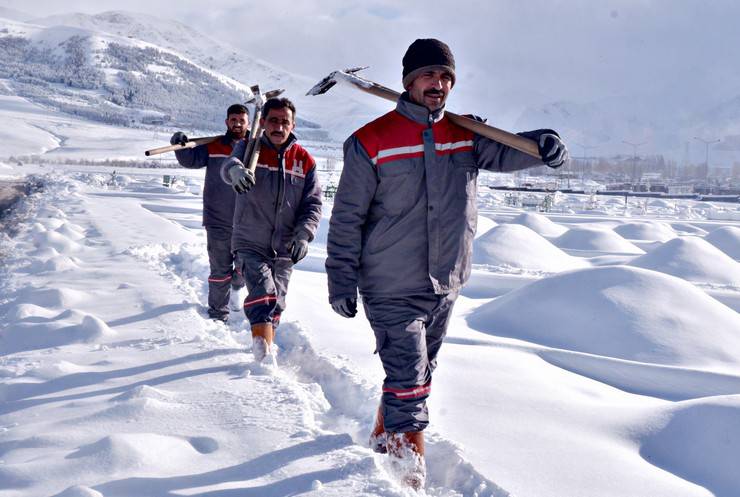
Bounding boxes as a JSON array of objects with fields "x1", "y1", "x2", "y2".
[
  {"x1": 473, "y1": 224, "x2": 586, "y2": 272},
  {"x1": 466, "y1": 266, "x2": 740, "y2": 369}
]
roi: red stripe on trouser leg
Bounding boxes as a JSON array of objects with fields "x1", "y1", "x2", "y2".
[
  {"x1": 382, "y1": 382, "x2": 431, "y2": 399},
  {"x1": 208, "y1": 275, "x2": 232, "y2": 283},
  {"x1": 244, "y1": 294, "x2": 277, "y2": 308}
]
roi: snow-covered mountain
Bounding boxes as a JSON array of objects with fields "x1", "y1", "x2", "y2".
[
  {"x1": 0, "y1": 10, "x2": 389, "y2": 146},
  {"x1": 29, "y1": 10, "x2": 391, "y2": 140}
]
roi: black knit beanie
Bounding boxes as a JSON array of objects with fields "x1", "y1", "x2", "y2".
[{"x1": 402, "y1": 38, "x2": 456, "y2": 89}]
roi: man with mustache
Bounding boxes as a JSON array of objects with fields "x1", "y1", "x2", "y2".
[
  {"x1": 326, "y1": 38, "x2": 568, "y2": 489},
  {"x1": 220, "y1": 97, "x2": 322, "y2": 362},
  {"x1": 170, "y1": 104, "x2": 249, "y2": 323}
]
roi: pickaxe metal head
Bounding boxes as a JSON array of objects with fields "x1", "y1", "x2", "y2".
[
  {"x1": 306, "y1": 67, "x2": 369, "y2": 96},
  {"x1": 245, "y1": 87, "x2": 285, "y2": 105}
]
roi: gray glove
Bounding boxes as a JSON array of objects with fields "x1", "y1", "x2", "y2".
[
  {"x1": 538, "y1": 133, "x2": 568, "y2": 168},
  {"x1": 290, "y1": 231, "x2": 310, "y2": 264},
  {"x1": 225, "y1": 158, "x2": 256, "y2": 194},
  {"x1": 331, "y1": 297, "x2": 357, "y2": 318},
  {"x1": 170, "y1": 131, "x2": 188, "y2": 146}
]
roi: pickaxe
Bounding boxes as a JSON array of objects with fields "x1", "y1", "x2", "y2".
[
  {"x1": 144, "y1": 135, "x2": 221, "y2": 156},
  {"x1": 143, "y1": 85, "x2": 284, "y2": 158},
  {"x1": 241, "y1": 85, "x2": 285, "y2": 175},
  {"x1": 307, "y1": 67, "x2": 540, "y2": 159}
]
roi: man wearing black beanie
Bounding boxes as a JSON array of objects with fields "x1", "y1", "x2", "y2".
[{"x1": 326, "y1": 38, "x2": 568, "y2": 489}]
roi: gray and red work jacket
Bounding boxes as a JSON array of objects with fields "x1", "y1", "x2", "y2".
[
  {"x1": 175, "y1": 134, "x2": 243, "y2": 230},
  {"x1": 222, "y1": 133, "x2": 322, "y2": 258},
  {"x1": 326, "y1": 94, "x2": 547, "y2": 301}
]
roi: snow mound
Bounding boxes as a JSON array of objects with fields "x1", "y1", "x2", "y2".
[
  {"x1": 629, "y1": 236, "x2": 740, "y2": 286},
  {"x1": 18, "y1": 287, "x2": 89, "y2": 308},
  {"x1": 30, "y1": 246, "x2": 61, "y2": 258},
  {"x1": 639, "y1": 396, "x2": 740, "y2": 497},
  {"x1": 6, "y1": 302, "x2": 59, "y2": 321},
  {"x1": 26, "y1": 360, "x2": 87, "y2": 379},
  {"x1": 55, "y1": 222, "x2": 86, "y2": 241},
  {"x1": 613, "y1": 221, "x2": 676, "y2": 242},
  {"x1": 508, "y1": 212, "x2": 567, "y2": 237},
  {"x1": 53, "y1": 486, "x2": 103, "y2": 497},
  {"x1": 110, "y1": 385, "x2": 176, "y2": 403},
  {"x1": 467, "y1": 266, "x2": 740, "y2": 368},
  {"x1": 473, "y1": 224, "x2": 586, "y2": 272},
  {"x1": 40, "y1": 255, "x2": 81, "y2": 273},
  {"x1": 87, "y1": 397, "x2": 177, "y2": 421},
  {"x1": 705, "y1": 226, "x2": 740, "y2": 260},
  {"x1": 31, "y1": 230, "x2": 82, "y2": 254},
  {"x1": 1, "y1": 310, "x2": 115, "y2": 355},
  {"x1": 475, "y1": 215, "x2": 498, "y2": 238},
  {"x1": 66, "y1": 433, "x2": 205, "y2": 474},
  {"x1": 37, "y1": 217, "x2": 66, "y2": 230},
  {"x1": 554, "y1": 227, "x2": 644, "y2": 254}
]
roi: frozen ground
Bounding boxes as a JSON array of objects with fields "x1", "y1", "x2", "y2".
[{"x1": 1, "y1": 162, "x2": 739, "y2": 497}]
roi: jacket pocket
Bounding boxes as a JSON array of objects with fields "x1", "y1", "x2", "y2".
[
  {"x1": 377, "y1": 162, "x2": 413, "y2": 215},
  {"x1": 285, "y1": 174, "x2": 305, "y2": 208}
]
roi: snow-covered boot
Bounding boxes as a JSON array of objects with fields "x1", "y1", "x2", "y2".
[
  {"x1": 387, "y1": 431, "x2": 426, "y2": 491},
  {"x1": 251, "y1": 322, "x2": 274, "y2": 363},
  {"x1": 229, "y1": 286, "x2": 246, "y2": 312},
  {"x1": 369, "y1": 404, "x2": 387, "y2": 453}
]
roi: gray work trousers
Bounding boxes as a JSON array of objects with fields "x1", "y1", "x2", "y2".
[
  {"x1": 206, "y1": 226, "x2": 245, "y2": 319},
  {"x1": 234, "y1": 248, "x2": 293, "y2": 327},
  {"x1": 362, "y1": 292, "x2": 458, "y2": 433}
]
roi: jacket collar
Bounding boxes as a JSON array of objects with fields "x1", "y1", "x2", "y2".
[{"x1": 396, "y1": 92, "x2": 446, "y2": 126}]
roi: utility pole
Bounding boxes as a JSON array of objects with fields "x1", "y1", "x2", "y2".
[
  {"x1": 693, "y1": 136, "x2": 720, "y2": 183},
  {"x1": 574, "y1": 142, "x2": 597, "y2": 189},
  {"x1": 622, "y1": 140, "x2": 646, "y2": 189}
]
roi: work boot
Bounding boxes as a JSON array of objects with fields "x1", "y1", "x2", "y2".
[
  {"x1": 251, "y1": 322, "x2": 274, "y2": 363},
  {"x1": 369, "y1": 404, "x2": 387, "y2": 453},
  {"x1": 387, "y1": 431, "x2": 426, "y2": 491},
  {"x1": 207, "y1": 307, "x2": 228, "y2": 323}
]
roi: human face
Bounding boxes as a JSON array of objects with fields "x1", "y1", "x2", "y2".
[
  {"x1": 225, "y1": 112, "x2": 249, "y2": 139},
  {"x1": 406, "y1": 69, "x2": 453, "y2": 112},
  {"x1": 261, "y1": 107, "x2": 295, "y2": 146}
]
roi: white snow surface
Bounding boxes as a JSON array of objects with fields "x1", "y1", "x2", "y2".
[
  {"x1": 612, "y1": 221, "x2": 677, "y2": 242},
  {"x1": 506, "y1": 212, "x2": 567, "y2": 237},
  {"x1": 705, "y1": 226, "x2": 740, "y2": 260},
  {"x1": 1, "y1": 163, "x2": 740, "y2": 497},
  {"x1": 472, "y1": 224, "x2": 586, "y2": 273},
  {"x1": 629, "y1": 236, "x2": 740, "y2": 287},
  {"x1": 553, "y1": 226, "x2": 645, "y2": 254}
]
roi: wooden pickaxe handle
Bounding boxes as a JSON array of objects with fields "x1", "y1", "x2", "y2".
[
  {"x1": 144, "y1": 135, "x2": 221, "y2": 156},
  {"x1": 309, "y1": 70, "x2": 541, "y2": 159}
]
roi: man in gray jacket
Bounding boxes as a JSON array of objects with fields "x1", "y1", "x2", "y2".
[
  {"x1": 325, "y1": 38, "x2": 567, "y2": 489},
  {"x1": 221, "y1": 98, "x2": 322, "y2": 362},
  {"x1": 171, "y1": 104, "x2": 249, "y2": 322}
]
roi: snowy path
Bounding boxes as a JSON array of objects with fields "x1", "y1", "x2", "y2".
[{"x1": 2, "y1": 169, "x2": 740, "y2": 497}]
